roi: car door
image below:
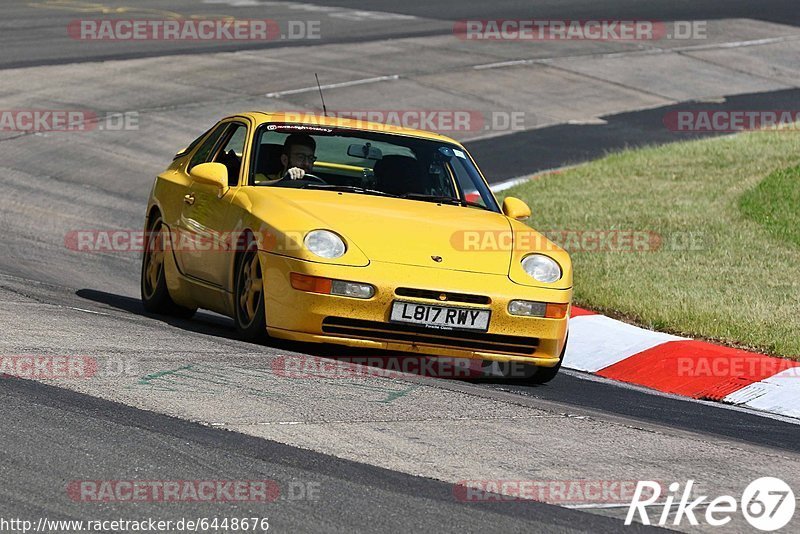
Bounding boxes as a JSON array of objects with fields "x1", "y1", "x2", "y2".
[
  {"x1": 167, "y1": 123, "x2": 227, "y2": 274},
  {"x1": 177, "y1": 121, "x2": 248, "y2": 288}
]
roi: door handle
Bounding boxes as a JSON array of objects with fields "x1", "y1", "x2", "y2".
[{"x1": 183, "y1": 194, "x2": 195, "y2": 205}]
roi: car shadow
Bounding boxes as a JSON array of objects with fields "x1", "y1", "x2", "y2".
[
  {"x1": 75, "y1": 288, "x2": 548, "y2": 387},
  {"x1": 77, "y1": 288, "x2": 241, "y2": 342}
]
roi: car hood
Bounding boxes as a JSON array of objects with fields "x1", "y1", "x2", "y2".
[{"x1": 251, "y1": 188, "x2": 515, "y2": 274}]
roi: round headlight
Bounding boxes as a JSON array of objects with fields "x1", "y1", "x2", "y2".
[
  {"x1": 304, "y1": 230, "x2": 346, "y2": 259},
  {"x1": 521, "y1": 254, "x2": 562, "y2": 283}
]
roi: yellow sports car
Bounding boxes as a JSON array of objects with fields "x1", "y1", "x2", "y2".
[{"x1": 141, "y1": 112, "x2": 572, "y2": 383}]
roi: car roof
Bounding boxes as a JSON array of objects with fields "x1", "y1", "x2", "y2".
[{"x1": 231, "y1": 111, "x2": 465, "y2": 147}]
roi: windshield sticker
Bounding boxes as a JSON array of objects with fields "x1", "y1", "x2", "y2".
[
  {"x1": 453, "y1": 149, "x2": 467, "y2": 159},
  {"x1": 267, "y1": 124, "x2": 334, "y2": 134}
]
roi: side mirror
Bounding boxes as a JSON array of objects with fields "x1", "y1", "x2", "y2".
[
  {"x1": 190, "y1": 162, "x2": 228, "y2": 192},
  {"x1": 502, "y1": 197, "x2": 531, "y2": 220}
]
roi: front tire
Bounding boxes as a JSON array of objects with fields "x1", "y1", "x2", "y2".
[
  {"x1": 484, "y1": 336, "x2": 567, "y2": 384},
  {"x1": 140, "y1": 214, "x2": 196, "y2": 319},
  {"x1": 525, "y1": 335, "x2": 568, "y2": 385},
  {"x1": 234, "y1": 240, "x2": 268, "y2": 342}
]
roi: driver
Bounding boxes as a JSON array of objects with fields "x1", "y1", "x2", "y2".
[{"x1": 259, "y1": 133, "x2": 317, "y2": 183}]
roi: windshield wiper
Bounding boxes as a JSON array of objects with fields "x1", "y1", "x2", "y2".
[
  {"x1": 302, "y1": 184, "x2": 398, "y2": 197},
  {"x1": 400, "y1": 193, "x2": 491, "y2": 210}
]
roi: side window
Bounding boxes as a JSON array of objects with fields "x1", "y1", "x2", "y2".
[
  {"x1": 213, "y1": 124, "x2": 247, "y2": 186},
  {"x1": 175, "y1": 126, "x2": 213, "y2": 160},
  {"x1": 449, "y1": 156, "x2": 488, "y2": 208},
  {"x1": 249, "y1": 128, "x2": 287, "y2": 184},
  {"x1": 188, "y1": 124, "x2": 227, "y2": 172}
]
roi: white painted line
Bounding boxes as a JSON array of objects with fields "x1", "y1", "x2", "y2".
[
  {"x1": 474, "y1": 59, "x2": 535, "y2": 70},
  {"x1": 66, "y1": 306, "x2": 109, "y2": 316},
  {"x1": 265, "y1": 75, "x2": 400, "y2": 97},
  {"x1": 675, "y1": 35, "x2": 800, "y2": 53},
  {"x1": 567, "y1": 118, "x2": 608, "y2": 125},
  {"x1": 688, "y1": 97, "x2": 727, "y2": 104},
  {"x1": 488, "y1": 176, "x2": 531, "y2": 193},
  {"x1": 488, "y1": 164, "x2": 582, "y2": 193},
  {"x1": 473, "y1": 34, "x2": 800, "y2": 73}
]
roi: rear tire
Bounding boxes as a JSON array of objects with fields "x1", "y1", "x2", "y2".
[
  {"x1": 234, "y1": 238, "x2": 268, "y2": 342},
  {"x1": 140, "y1": 214, "x2": 196, "y2": 319}
]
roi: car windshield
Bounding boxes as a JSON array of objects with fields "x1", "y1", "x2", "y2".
[{"x1": 250, "y1": 124, "x2": 500, "y2": 212}]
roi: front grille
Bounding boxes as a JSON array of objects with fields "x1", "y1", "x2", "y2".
[
  {"x1": 321, "y1": 317, "x2": 538, "y2": 355},
  {"x1": 395, "y1": 287, "x2": 491, "y2": 305}
]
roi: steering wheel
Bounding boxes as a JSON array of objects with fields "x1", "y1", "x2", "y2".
[
  {"x1": 300, "y1": 173, "x2": 326, "y2": 184},
  {"x1": 278, "y1": 173, "x2": 326, "y2": 184}
]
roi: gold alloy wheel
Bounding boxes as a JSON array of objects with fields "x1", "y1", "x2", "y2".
[
  {"x1": 238, "y1": 249, "x2": 263, "y2": 328},
  {"x1": 143, "y1": 222, "x2": 166, "y2": 300}
]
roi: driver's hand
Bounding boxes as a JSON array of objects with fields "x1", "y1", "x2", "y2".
[{"x1": 285, "y1": 167, "x2": 306, "y2": 180}]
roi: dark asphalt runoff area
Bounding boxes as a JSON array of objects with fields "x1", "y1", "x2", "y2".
[{"x1": 469, "y1": 88, "x2": 800, "y2": 181}]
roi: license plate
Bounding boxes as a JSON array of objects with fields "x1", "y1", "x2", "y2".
[{"x1": 390, "y1": 301, "x2": 490, "y2": 331}]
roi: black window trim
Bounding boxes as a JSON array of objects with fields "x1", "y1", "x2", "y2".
[
  {"x1": 211, "y1": 120, "x2": 249, "y2": 187},
  {"x1": 247, "y1": 123, "x2": 501, "y2": 212},
  {"x1": 186, "y1": 122, "x2": 229, "y2": 174}
]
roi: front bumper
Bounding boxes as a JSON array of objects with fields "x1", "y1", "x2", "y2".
[{"x1": 261, "y1": 252, "x2": 571, "y2": 365}]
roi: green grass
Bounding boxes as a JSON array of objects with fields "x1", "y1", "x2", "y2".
[
  {"x1": 499, "y1": 131, "x2": 800, "y2": 359},
  {"x1": 740, "y1": 165, "x2": 800, "y2": 248}
]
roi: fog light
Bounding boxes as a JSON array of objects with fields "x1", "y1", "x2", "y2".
[
  {"x1": 331, "y1": 280, "x2": 375, "y2": 299},
  {"x1": 508, "y1": 300, "x2": 546, "y2": 317}
]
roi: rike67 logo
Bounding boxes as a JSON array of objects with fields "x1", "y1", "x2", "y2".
[{"x1": 626, "y1": 477, "x2": 795, "y2": 531}]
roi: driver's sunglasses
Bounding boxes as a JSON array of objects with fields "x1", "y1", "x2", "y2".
[{"x1": 291, "y1": 153, "x2": 317, "y2": 163}]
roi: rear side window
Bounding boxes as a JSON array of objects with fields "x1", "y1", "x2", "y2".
[
  {"x1": 174, "y1": 126, "x2": 213, "y2": 159},
  {"x1": 188, "y1": 124, "x2": 227, "y2": 171}
]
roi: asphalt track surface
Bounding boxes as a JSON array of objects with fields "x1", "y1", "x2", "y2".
[
  {"x1": 65, "y1": 288, "x2": 800, "y2": 454},
  {"x1": 3, "y1": 0, "x2": 798, "y2": 68},
  {"x1": 2, "y1": 377, "x2": 658, "y2": 533},
  {"x1": 2, "y1": 1, "x2": 800, "y2": 532}
]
